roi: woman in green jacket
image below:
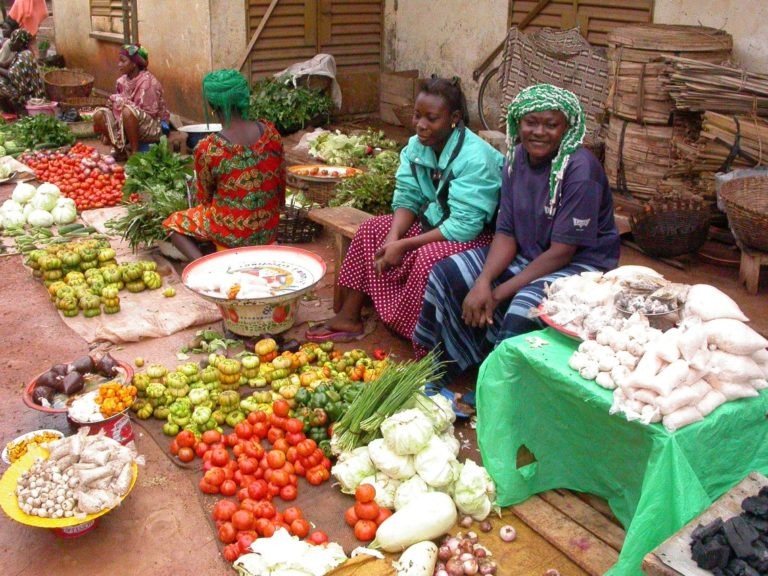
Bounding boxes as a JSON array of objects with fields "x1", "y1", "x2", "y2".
[{"x1": 307, "y1": 76, "x2": 503, "y2": 342}]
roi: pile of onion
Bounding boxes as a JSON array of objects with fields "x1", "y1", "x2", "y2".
[{"x1": 434, "y1": 532, "x2": 497, "y2": 576}]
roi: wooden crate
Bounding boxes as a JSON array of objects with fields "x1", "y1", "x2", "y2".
[{"x1": 380, "y1": 69, "x2": 422, "y2": 126}]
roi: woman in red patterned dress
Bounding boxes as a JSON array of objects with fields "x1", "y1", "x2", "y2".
[{"x1": 163, "y1": 69, "x2": 285, "y2": 260}]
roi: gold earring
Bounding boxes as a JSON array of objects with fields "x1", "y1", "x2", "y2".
[{"x1": 451, "y1": 122, "x2": 456, "y2": 129}]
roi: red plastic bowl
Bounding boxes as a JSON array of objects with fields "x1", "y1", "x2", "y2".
[{"x1": 22, "y1": 359, "x2": 134, "y2": 414}]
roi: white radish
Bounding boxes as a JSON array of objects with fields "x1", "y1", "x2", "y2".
[
  {"x1": 393, "y1": 541, "x2": 438, "y2": 576},
  {"x1": 371, "y1": 492, "x2": 457, "y2": 552}
]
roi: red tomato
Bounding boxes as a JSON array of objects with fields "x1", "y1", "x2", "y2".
[
  {"x1": 267, "y1": 427, "x2": 284, "y2": 445},
  {"x1": 220, "y1": 479, "x2": 238, "y2": 497},
  {"x1": 252, "y1": 422, "x2": 268, "y2": 440},
  {"x1": 306, "y1": 465, "x2": 329, "y2": 486},
  {"x1": 231, "y1": 510, "x2": 254, "y2": 531},
  {"x1": 238, "y1": 457, "x2": 258, "y2": 475},
  {"x1": 218, "y1": 521, "x2": 237, "y2": 544},
  {"x1": 212, "y1": 499, "x2": 239, "y2": 522},
  {"x1": 290, "y1": 518, "x2": 310, "y2": 538},
  {"x1": 296, "y1": 439, "x2": 316, "y2": 458},
  {"x1": 248, "y1": 410, "x2": 267, "y2": 424},
  {"x1": 237, "y1": 487, "x2": 249, "y2": 502},
  {"x1": 169, "y1": 439, "x2": 180, "y2": 456},
  {"x1": 176, "y1": 430, "x2": 196, "y2": 448},
  {"x1": 243, "y1": 440, "x2": 264, "y2": 460},
  {"x1": 211, "y1": 447, "x2": 230, "y2": 468},
  {"x1": 272, "y1": 399, "x2": 290, "y2": 418},
  {"x1": 272, "y1": 438, "x2": 289, "y2": 453},
  {"x1": 355, "y1": 484, "x2": 376, "y2": 504},
  {"x1": 237, "y1": 531, "x2": 257, "y2": 554},
  {"x1": 294, "y1": 460, "x2": 306, "y2": 477},
  {"x1": 279, "y1": 484, "x2": 297, "y2": 501},
  {"x1": 285, "y1": 432, "x2": 305, "y2": 446},
  {"x1": 199, "y1": 478, "x2": 219, "y2": 494},
  {"x1": 222, "y1": 543, "x2": 241, "y2": 562},
  {"x1": 240, "y1": 498, "x2": 259, "y2": 515},
  {"x1": 194, "y1": 441, "x2": 210, "y2": 458},
  {"x1": 308, "y1": 531, "x2": 329, "y2": 545},
  {"x1": 204, "y1": 467, "x2": 226, "y2": 487},
  {"x1": 354, "y1": 519, "x2": 377, "y2": 541},
  {"x1": 375, "y1": 507, "x2": 393, "y2": 526},
  {"x1": 344, "y1": 506, "x2": 359, "y2": 527},
  {"x1": 235, "y1": 421, "x2": 253, "y2": 440},
  {"x1": 266, "y1": 450, "x2": 286, "y2": 469},
  {"x1": 284, "y1": 418, "x2": 304, "y2": 435},
  {"x1": 232, "y1": 443, "x2": 245, "y2": 458},
  {"x1": 260, "y1": 521, "x2": 276, "y2": 538},
  {"x1": 257, "y1": 501, "x2": 276, "y2": 519},
  {"x1": 283, "y1": 506, "x2": 303, "y2": 524},
  {"x1": 355, "y1": 501, "x2": 380, "y2": 521},
  {"x1": 178, "y1": 447, "x2": 195, "y2": 463},
  {"x1": 226, "y1": 433, "x2": 240, "y2": 447},
  {"x1": 239, "y1": 474, "x2": 256, "y2": 487},
  {"x1": 270, "y1": 470, "x2": 289, "y2": 487}
]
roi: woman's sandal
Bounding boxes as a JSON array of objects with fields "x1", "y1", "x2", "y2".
[{"x1": 304, "y1": 323, "x2": 365, "y2": 343}]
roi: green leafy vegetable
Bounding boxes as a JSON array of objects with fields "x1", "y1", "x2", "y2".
[
  {"x1": 309, "y1": 129, "x2": 399, "y2": 167},
  {"x1": 122, "y1": 136, "x2": 193, "y2": 199},
  {"x1": 10, "y1": 115, "x2": 75, "y2": 150},
  {"x1": 330, "y1": 150, "x2": 401, "y2": 215},
  {"x1": 248, "y1": 75, "x2": 333, "y2": 135}
]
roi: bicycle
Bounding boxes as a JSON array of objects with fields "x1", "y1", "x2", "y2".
[{"x1": 473, "y1": 41, "x2": 505, "y2": 132}]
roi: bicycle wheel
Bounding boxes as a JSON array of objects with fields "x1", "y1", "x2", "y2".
[{"x1": 477, "y1": 65, "x2": 504, "y2": 132}]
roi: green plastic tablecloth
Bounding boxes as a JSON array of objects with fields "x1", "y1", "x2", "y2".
[{"x1": 477, "y1": 329, "x2": 768, "y2": 576}]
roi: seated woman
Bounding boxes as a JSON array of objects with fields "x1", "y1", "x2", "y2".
[
  {"x1": 93, "y1": 44, "x2": 170, "y2": 158},
  {"x1": 162, "y1": 69, "x2": 285, "y2": 260},
  {"x1": 307, "y1": 77, "x2": 504, "y2": 342},
  {"x1": 414, "y1": 84, "x2": 620, "y2": 398},
  {"x1": 0, "y1": 29, "x2": 43, "y2": 114}
]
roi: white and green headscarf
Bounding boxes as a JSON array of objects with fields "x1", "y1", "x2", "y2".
[{"x1": 506, "y1": 84, "x2": 586, "y2": 216}]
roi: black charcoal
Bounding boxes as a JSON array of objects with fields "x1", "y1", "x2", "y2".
[
  {"x1": 724, "y1": 517, "x2": 760, "y2": 559},
  {"x1": 693, "y1": 518, "x2": 725, "y2": 541},
  {"x1": 743, "y1": 497, "x2": 768, "y2": 518},
  {"x1": 692, "y1": 538, "x2": 731, "y2": 570}
]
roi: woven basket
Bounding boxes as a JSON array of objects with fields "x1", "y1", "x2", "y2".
[
  {"x1": 43, "y1": 69, "x2": 95, "y2": 102},
  {"x1": 278, "y1": 205, "x2": 321, "y2": 244},
  {"x1": 59, "y1": 96, "x2": 108, "y2": 114},
  {"x1": 286, "y1": 171, "x2": 340, "y2": 206},
  {"x1": 719, "y1": 174, "x2": 768, "y2": 252},
  {"x1": 630, "y1": 198, "x2": 711, "y2": 257},
  {"x1": 393, "y1": 104, "x2": 415, "y2": 134}
]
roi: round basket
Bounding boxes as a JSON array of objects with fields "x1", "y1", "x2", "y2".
[
  {"x1": 393, "y1": 104, "x2": 415, "y2": 133},
  {"x1": 43, "y1": 69, "x2": 95, "y2": 102},
  {"x1": 286, "y1": 171, "x2": 340, "y2": 206},
  {"x1": 718, "y1": 174, "x2": 768, "y2": 252},
  {"x1": 278, "y1": 205, "x2": 321, "y2": 244},
  {"x1": 630, "y1": 200, "x2": 711, "y2": 258}
]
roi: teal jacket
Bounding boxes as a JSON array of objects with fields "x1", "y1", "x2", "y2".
[{"x1": 391, "y1": 127, "x2": 503, "y2": 242}]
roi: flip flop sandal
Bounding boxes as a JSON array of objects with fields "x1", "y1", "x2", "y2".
[
  {"x1": 304, "y1": 324, "x2": 365, "y2": 343},
  {"x1": 424, "y1": 384, "x2": 472, "y2": 419}
]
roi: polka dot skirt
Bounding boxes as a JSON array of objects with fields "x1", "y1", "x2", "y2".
[{"x1": 338, "y1": 214, "x2": 493, "y2": 339}]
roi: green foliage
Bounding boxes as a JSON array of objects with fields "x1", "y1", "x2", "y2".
[
  {"x1": 247, "y1": 75, "x2": 333, "y2": 135},
  {"x1": 309, "y1": 128, "x2": 400, "y2": 167},
  {"x1": 11, "y1": 115, "x2": 75, "y2": 150},
  {"x1": 329, "y1": 150, "x2": 401, "y2": 216},
  {"x1": 122, "y1": 136, "x2": 193, "y2": 199}
]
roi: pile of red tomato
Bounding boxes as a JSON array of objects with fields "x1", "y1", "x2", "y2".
[
  {"x1": 20, "y1": 142, "x2": 125, "y2": 210},
  {"x1": 169, "y1": 399, "x2": 333, "y2": 561},
  {"x1": 344, "y1": 484, "x2": 392, "y2": 542}
]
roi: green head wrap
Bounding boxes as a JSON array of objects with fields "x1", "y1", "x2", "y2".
[
  {"x1": 506, "y1": 84, "x2": 586, "y2": 216},
  {"x1": 202, "y1": 69, "x2": 250, "y2": 126}
]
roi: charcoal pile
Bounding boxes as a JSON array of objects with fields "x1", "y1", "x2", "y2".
[{"x1": 690, "y1": 486, "x2": 768, "y2": 575}]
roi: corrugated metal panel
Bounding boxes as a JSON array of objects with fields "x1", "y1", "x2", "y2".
[{"x1": 509, "y1": 0, "x2": 653, "y2": 46}]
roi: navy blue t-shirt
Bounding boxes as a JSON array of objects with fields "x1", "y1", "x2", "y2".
[{"x1": 496, "y1": 145, "x2": 620, "y2": 270}]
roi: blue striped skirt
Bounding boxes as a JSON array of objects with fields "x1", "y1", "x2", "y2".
[{"x1": 412, "y1": 246, "x2": 598, "y2": 381}]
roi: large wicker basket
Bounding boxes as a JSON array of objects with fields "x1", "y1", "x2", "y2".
[
  {"x1": 286, "y1": 171, "x2": 341, "y2": 206},
  {"x1": 630, "y1": 198, "x2": 711, "y2": 258},
  {"x1": 718, "y1": 173, "x2": 768, "y2": 252},
  {"x1": 43, "y1": 69, "x2": 95, "y2": 102}
]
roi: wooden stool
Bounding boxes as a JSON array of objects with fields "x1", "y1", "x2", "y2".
[
  {"x1": 739, "y1": 245, "x2": 768, "y2": 295},
  {"x1": 308, "y1": 206, "x2": 373, "y2": 311}
]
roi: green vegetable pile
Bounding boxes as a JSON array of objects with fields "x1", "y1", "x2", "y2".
[
  {"x1": 106, "y1": 137, "x2": 193, "y2": 251},
  {"x1": 4, "y1": 115, "x2": 75, "y2": 152},
  {"x1": 248, "y1": 75, "x2": 333, "y2": 135},
  {"x1": 309, "y1": 129, "x2": 400, "y2": 167},
  {"x1": 330, "y1": 150, "x2": 401, "y2": 215}
]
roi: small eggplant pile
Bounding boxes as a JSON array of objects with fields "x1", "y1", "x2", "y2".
[{"x1": 32, "y1": 353, "x2": 120, "y2": 407}]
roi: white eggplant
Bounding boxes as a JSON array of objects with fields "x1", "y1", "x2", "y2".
[
  {"x1": 371, "y1": 492, "x2": 457, "y2": 552},
  {"x1": 393, "y1": 541, "x2": 438, "y2": 576}
]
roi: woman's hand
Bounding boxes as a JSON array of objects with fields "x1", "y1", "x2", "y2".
[
  {"x1": 462, "y1": 278, "x2": 497, "y2": 328},
  {"x1": 373, "y1": 239, "x2": 408, "y2": 275}
]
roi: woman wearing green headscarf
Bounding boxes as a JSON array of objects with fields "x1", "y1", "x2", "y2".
[
  {"x1": 93, "y1": 43, "x2": 170, "y2": 157},
  {"x1": 414, "y1": 84, "x2": 620, "y2": 410},
  {"x1": 163, "y1": 69, "x2": 285, "y2": 260}
]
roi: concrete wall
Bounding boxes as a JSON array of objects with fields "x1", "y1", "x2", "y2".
[
  {"x1": 52, "y1": 0, "x2": 237, "y2": 121},
  {"x1": 654, "y1": 0, "x2": 768, "y2": 72}
]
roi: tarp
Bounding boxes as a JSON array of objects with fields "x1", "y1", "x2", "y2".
[{"x1": 477, "y1": 328, "x2": 768, "y2": 575}]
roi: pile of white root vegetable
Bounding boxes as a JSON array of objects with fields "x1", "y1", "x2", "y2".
[
  {"x1": 561, "y1": 276, "x2": 768, "y2": 432},
  {"x1": 15, "y1": 427, "x2": 143, "y2": 518}
]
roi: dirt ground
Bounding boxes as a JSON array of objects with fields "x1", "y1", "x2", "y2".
[{"x1": 0, "y1": 131, "x2": 766, "y2": 575}]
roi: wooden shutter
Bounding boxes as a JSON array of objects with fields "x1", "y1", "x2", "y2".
[
  {"x1": 509, "y1": 0, "x2": 654, "y2": 47},
  {"x1": 89, "y1": 0, "x2": 132, "y2": 38}
]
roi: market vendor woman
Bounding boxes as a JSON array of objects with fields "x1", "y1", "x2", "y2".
[
  {"x1": 0, "y1": 29, "x2": 44, "y2": 114},
  {"x1": 163, "y1": 69, "x2": 285, "y2": 260},
  {"x1": 93, "y1": 44, "x2": 170, "y2": 158},
  {"x1": 307, "y1": 77, "x2": 503, "y2": 342},
  {"x1": 414, "y1": 84, "x2": 620, "y2": 390}
]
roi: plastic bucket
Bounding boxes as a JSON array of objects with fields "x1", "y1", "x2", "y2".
[
  {"x1": 68, "y1": 411, "x2": 134, "y2": 445},
  {"x1": 26, "y1": 102, "x2": 58, "y2": 116},
  {"x1": 50, "y1": 518, "x2": 99, "y2": 539}
]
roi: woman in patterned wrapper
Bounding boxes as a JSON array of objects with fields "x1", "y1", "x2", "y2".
[
  {"x1": 163, "y1": 69, "x2": 285, "y2": 261},
  {"x1": 306, "y1": 76, "x2": 504, "y2": 343}
]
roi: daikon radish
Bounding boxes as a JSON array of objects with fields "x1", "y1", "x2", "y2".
[
  {"x1": 636, "y1": 359, "x2": 688, "y2": 396},
  {"x1": 663, "y1": 406, "x2": 703, "y2": 432},
  {"x1": 703, "y1": 319, "x2": 768, "y2": 355},
  {"x1": 685, "y1": 284, "x2": 749, "y2": 322},
  {"x1": 393, "y1": 541, "x2": 438, "y2": 576},
  {"x1": 655, "y1": 387, "x2": 701, "y2": 415},
  {"x1": 371, "y1": 492, "x2": 457, "y2": 552},
  {"x1": 656, "y1": 328, "x2": 682, "y2": 363},
  {"x1": 697, "y1": 389, "x2": 727, "y2": 416}
]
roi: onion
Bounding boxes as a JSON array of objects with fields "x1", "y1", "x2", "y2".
[
  {"x1": 461, "y1": 515, "x2": 474, "y2": 528},
  {"x1": 436, "y1": 571, "x2": 449, "y2": 576},
  {"x1": 445, "y1": 557, "x2": 464, "y2": 576},
  {"x1": 478, "y1": 559, "x2": 497, "y2": 575},
  {"x1": 474, "y1": 547, "x2": 487, "y2": 558},
  {"x1": 479, "y1": 520, "x2": 492, "y2": 533},
  {"x1": 103, "y1": 156, "x2": 116, "y2": 165},
  {"x1": 438, "y1": 546, "x2": 452, "y2": 562},
  {"x1": 446, "y1": 537, "x2": 460, "y2": 554},
  {"x1": 499, "y1": 525, "x2": 517, "y2": 542},
  {"x1": 466, "y1": 531, "x2": 478, "y2": 543},
  {"x1": 460, "y1": 552, "x2": 475, "y2": 562},
  {"x1": 460, "y1": 539, "x2": 474, "y2": 554},
  {"x1": 544, "y1": 570, "x2": 561, "y2": 576},
  {"x1": 463, "y1": 558, "x2": 479, "y2": 575}
]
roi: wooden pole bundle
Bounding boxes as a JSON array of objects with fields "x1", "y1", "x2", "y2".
[
  {"x1": 606, "y1": 25, "x2": 732, "y2": 125},
  {"x1": 664, "y1": 57, "x2": 768, "y2": 116}
]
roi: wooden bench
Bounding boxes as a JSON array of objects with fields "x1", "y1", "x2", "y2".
[
  {"x1": 739, "y1": 245, "x2": 768, "y2": 295},
  {"x1": 308, "y1": 206, "x2": 373, "y2": 311}
]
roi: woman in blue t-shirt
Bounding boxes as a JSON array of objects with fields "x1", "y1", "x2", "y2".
[{"x1": 414, "y1": 84, "x2": 620, "y2": 401}]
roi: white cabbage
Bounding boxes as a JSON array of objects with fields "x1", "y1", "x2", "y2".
[
  {"x1": 413, "y1": 393, "x2": 456, "y2": 433},
  {"x1": 367, "y1": 438, "x2": 415, "y2": 480},
  {"x1": 394, "y1": 475, "x2": 431, "y2": 511},
  {"x1": 414, "y1": 436, "x2": 459, "y2": 488},
  {"x1": 30, "y1": 190, "x2": 59, "y2": 212},
  {"x1": 358, "y1": 472, "x2": 401, "y2": 509},
  {"x1": 380, "y1": 408, "x2": 434, "y2": 456},
  {"x1": 330, "y1": 447, "x2": 375, "y2": 493},
  {"x1": 1, "y1": 199, "x2": 22, "y2": 214},
  {"x1": 1, "y1": 210, "x2": 25, "y2": 229},
  {"x1": 51, "y1": 197, "x2": 77, "y2": 225},
  {"x1": 27, "y1": 209, "x2": 54, "y2": 227},
  {"x1": 36, "y1": 182, "x2": 61, "y2": 198},
  {"x1": 439, "y1": 427, "x2": 460, "y2": 457},
  {"x1": 11, "y1": 182, "x2": 36, "y2": 204},
  {"x1": 453, "y1": 460, "x2": 497, "y2": 521}
]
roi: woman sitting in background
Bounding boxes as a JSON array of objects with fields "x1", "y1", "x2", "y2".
[
  {"x1": 0, "y1": 29, "x2": 43, "y2": 114},
  {"x1": 306, "y1": 76, "x2": 504, "y2": 343},
  {"x1": 162, "y1": 69, "x2": 285, "y2": 261},
  {"x1": 93, "y1": 44, "x2": 170, "y2": 158}
]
